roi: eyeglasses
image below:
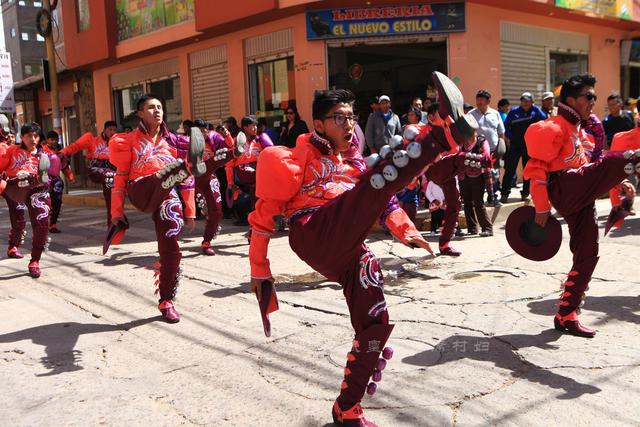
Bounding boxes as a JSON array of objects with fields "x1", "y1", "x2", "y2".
[
  {"x1": 286, "y1": 111, "x2": 295, "y2": 115},
  {"x1": 577, "y1": 92, "x2": 597, "y2": 102},
  {"x1": 323, "y1": 114, "x2": 359, "y2": 126}
]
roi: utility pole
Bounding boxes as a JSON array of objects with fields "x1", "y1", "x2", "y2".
[{"x1": 40, "y1": 1, "x2": 61, "y2": 134}]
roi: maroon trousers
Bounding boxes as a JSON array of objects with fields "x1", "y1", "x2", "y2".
[
  {"x1": 460, "y1": 175, "x2": 492, "y2": 232},
  {"x1": 128, "y1": 175, "x2": 185, "y2": 301},
  {"x1": 434, "y1": 177, "x2": 461, "y2": 247},
  {"x1": 195, "y1": 173, "x2": 222, "y2": 243},
  {"x1": 5, "y1": 196, "x2": 26, "y2": 249},
  {"x1": 88, "y1": 159, "x2": 114, "y2": 226},
  {"x1": 5, "y1": 189, "x2": 50, "y2": 262},
  {"x1": 549, "y1": 152, "x2": 636, "y2": 314},
  {"x1": 288, "y1": 136, "x2": 468, "y2": 408}
]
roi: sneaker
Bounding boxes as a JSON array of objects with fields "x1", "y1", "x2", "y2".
[
  {"x1": 467, "y1": 229, "x2": 478, "y2": 236},
  {"x1": 439, "y1": 245, "x2": 462, "y2": 256},
  {"x1": 28, "y1": 260, "x2": 41, "y2": 278},
  {"x1": 201, "y1": 242, "x2": 215, "y2": 256},
  {"x1": 49, "y1": 224, "x2": 61, "y2": 233},
  {"x1": 7, "y1": 247, "x2": 24, "y2": 259},
  {"x1": 521, "y1": 194, "x2": 531, "y2": 202},
  {"x1": 158, "y1": 300, "x2": 180, "y2": 323},
  {"x1": 479, "y1": 230, "x2": 493, "y2": 237},
  {"x1": 499, "y1": 194, "x2": 509, "y2": 204},
  {"x1": 454, "y1": 228, "x2": 464, "y2": 237}
]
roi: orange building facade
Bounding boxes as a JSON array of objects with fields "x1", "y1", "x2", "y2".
[{"x1": 62, "y1": 0, "x2": 640, "y2": 132}]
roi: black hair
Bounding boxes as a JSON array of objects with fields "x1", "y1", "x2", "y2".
[
  {"x1": 408, "y1": 107, "x2": 422, "y2": 118},
  {"x1": 182, "y1": 119, "x2": 194, "y2": 128},
  {"x1": 607, "y1": 93, "x2": 623, "y2": 103},
  {"x1": 103, "y1": 120, "x2": 117, "y2": 129},
  {"x1": 46, "y1": 130, "x2": 59, "y2": 140},
  {"x1": 240, "y1": 115, "x2": 258, "y2": 128},
  {"x1": 135, "y1": 93, "x2": 164, "y2": 111},
  {"x1": 411, "y1": 96, "x2": 423, "y2": 104},
  {"x1": 312, "y1": 89, "x2": 355, "y2": 120},
  {"x1": 476, "y1": 89, "x2": 491, "y2": 100},
  {"x1": 559, "y1": 74, "x2": 597, "y2": 104},
  {"x1": 426, "y1": 102, "x2": 439, "y2": 116},
  {"x1": 193, "y1": 118, "x2": 208, "y2": 128},
  {"x1": 257, "y1": 117, "x2": 268, "y2": 126},
  {"x1": 497, "y1": 98, "x2": 510, "y2": 108},
  {"x1": 224, "y1": 116, "x2": 237, "y2": 126},
  {"x1": 20, "y1": 122, "x2": 41, "y2": 135},
  {"x1": 285, "y1": 105, "x2": 302, "y2": 123}
]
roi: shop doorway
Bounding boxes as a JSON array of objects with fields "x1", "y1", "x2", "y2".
[{"x1": 328, "y1": 41, "x2": 447, "y2": 127}]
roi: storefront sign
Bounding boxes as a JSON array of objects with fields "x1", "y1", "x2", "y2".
[
  {"x1": 0, "y1": 52, "x2": 15, "y2": 114},
  {"x1": 555, "y1": 0, "x2": 632, "y2": 20},
  {"x1": 306, "y1": 3, "x2": 465, "y2": 40}
]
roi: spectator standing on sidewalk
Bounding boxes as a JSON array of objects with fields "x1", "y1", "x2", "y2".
[
  {"x1": 497, "y1": 98, "x2": 511, "y2": 123},
  {"x1": 280, "y1": 106, "x2": 309, "y2": 148},
  {"x1": 469, "y1": 90, "x2": 505, "y2": 206},
  {"x1": 541, "y1": 91, "x2": 558, "y2": 117},
  {"x1": 603, "y1": 93, "x2": 635, "y2": 148},
  {"x1": 500, "y1": 92, "x2": 547, "y2": 203},
  {"x1": 365, "y1": 94, "x2": 402, "y2": 153},
  {"x1": 459, "y1": 134, "x2": 493, "y2": 236}
]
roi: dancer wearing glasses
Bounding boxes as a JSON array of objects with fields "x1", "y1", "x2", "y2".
[{"x1": 249, "y1": 74, "x2": 488, "y2": 426}]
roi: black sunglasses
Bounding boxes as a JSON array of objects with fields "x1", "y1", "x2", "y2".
[{"x1": 577, "y1": 92, "x2": 597, "y2": 102}]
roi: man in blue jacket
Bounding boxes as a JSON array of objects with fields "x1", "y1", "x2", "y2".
[{"x1": 500, "y1": 92, "x2": 547, "y2": 203}]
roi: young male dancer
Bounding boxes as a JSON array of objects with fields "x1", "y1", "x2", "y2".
[
  {"x1": 61, "y1": 121, "x2": 118, "y2": 226},
  {"x1": 108, "y1": 94, "x2": 205, "y2": 323},
  {"x1": 249, "y1": 74, "x2": 485, "y2": 426},
  {"x1": 0, "y1": 123, "x2": 51, "y2": 277},
  {"x1": 192, "y1": 119, "x2": 234, "y2": 255},
  {"x1": 42, "y1": 131, "x2": 75, "y2": 233},
  {"x1": 524, "y1": 74, "x2": 640, "y2": 337}
]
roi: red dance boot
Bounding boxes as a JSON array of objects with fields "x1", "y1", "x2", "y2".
[
  {"x1": 7, "y1": 247, "x2": 24, "y2": 259},
  {"x1": 28, "y1": 260, "x2": 41, "y2": 278},
  {"x1": 158, "y1": 300, "x2": 180, "y2": 323},
  {"x1": 332, "y1": 401, "x2": 378, "y2": 427},
  {"x1": 554, "y1": 311, "x2": 595, "y2": 338},
  {"x1": 201, "y1": 241, "x2": 215, "y2": 256},
  {"x1": 335, "y1": 323, "x2": 394, "y2": 427}
]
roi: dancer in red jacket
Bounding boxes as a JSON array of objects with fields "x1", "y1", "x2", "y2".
[
  {"x1": 249, "y1": 74, "x2": 485, "y2": 426},
  {"x1": 192, "y1": 119, "x2": 234, "y2": 255},
  {"x1": 61, "y1": 121, "x2": 118, "y2": 226},
  {"x1": 524, "y1": 74, "x2": 640, "y2": 337},
  {"x1": 108, "y1": 94, "x2": 205, "y2": 323},
  {"x1": 0, "y1": 123, "x2": 51, "y2": 277}
]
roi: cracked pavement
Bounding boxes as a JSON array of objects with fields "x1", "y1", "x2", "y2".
[{"x1": 1, "y1": 198, "x2": 639, "y2": 426}]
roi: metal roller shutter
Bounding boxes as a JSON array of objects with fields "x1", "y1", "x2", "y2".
[
  {"x1": 500, "y1": 41, "x2": 547, "y2": 104},
  {"x1": 190, "y1": 47, "x2": 229, "y2": 125}
]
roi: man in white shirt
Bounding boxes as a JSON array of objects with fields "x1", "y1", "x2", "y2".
[{"x1": 469, "y1": 90, "x2": 505, "y2": 206}]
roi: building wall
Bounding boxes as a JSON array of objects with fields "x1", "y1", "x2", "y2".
[
  {"x1": 90, "y1": 2, "x2": 631, "y2": 128},
  {"x1": 92, "y1": 14, "x2": 323, "y2": 129},
  {"x1": 450, "y1": 2, "x2": 627, "y2": 117}
]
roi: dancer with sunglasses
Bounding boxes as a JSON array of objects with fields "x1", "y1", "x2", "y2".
[
  {"x1": 524, "y1": 74, "x2": 640, "y2": 338},
  {"x1": 249, "y1": 74, "x2": 487, "y2": 426}
]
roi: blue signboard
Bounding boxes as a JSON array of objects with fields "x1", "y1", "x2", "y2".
[{"x1": 306, "y1": 3, "x2": 465, "y2": 40}]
